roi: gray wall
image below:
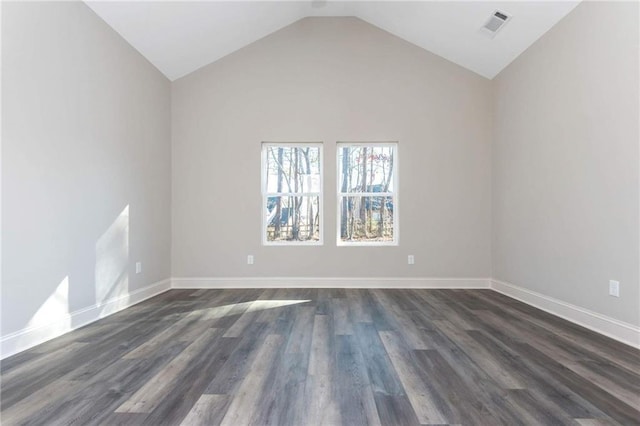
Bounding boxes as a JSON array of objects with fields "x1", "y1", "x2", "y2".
[
  {"x1": 492, "y1": 1, "x2": 640, "y2": 325},
  {"x1": 171, "y1": 17, "x2": 493, "y2": 279},
  {"x1": 1, "y1": 2, "x2": 172, "y2": 336}
]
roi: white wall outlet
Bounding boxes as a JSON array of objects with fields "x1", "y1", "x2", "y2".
[
  {"x1": 247, "y1": 255, "x2": 254, "y2": 265},
  {"x1": 135, "y1": 261, "x2": 142, "y2": 274},
  {"x1": 408, "y1": 255, "x2": 415, "y2": 265},
  {"x1": 609, "y1": 280, "x2": 620, "y2": 297}
]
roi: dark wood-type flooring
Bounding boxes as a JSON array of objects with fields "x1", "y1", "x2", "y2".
[{"x1": 1, "y1": 288, "x2": 639, "y2": 425}]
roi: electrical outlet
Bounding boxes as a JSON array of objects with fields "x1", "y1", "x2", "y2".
[
  {"x1": 247, "y1": 255, "x2": 254, "y2": 265},
  {"x1": 609, "y1": 280, "x2": 620, "y2": 297},
  {"x1": 135, "y1": 262, "x2": 142, "y2": 274},
  {"x1": 408, "y1": 255, "x2": 415, "y2": 265}
]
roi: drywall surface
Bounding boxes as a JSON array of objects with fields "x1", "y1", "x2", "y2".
[
  {"x1": 172, "y1": 17, "x2": 492, "y2": 279},
  {"x1": 493, "y1": 1, "x2": 640, "y2": 325},
  {"x1": 1, "y1": 2, "x2": 172, "y2": 336}
]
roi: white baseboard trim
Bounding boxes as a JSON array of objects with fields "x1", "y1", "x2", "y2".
[
  {"x1": 491, "y1": 279, "x2": 640, "y2": 349},
  {"x1": 5, "y1": 276, "x2": 636, "y2": 358},
  {"x1": 1, "y1": 278, "x2": 171, "y2": 360},
  {"x1": 172, "y1": 276, "x2": 492, "y2": 289}
]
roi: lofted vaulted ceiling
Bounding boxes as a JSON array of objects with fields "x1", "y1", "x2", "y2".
[{"x1": 86, "y1": 1, "x2": 580, "y2": 81}]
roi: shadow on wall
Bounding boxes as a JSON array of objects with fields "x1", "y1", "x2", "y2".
[{"x1": 9, "y1": 205, "x2": 131, "y2": 352}]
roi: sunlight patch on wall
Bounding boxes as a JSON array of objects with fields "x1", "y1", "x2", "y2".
[
  {"x1": 95, "y1": 205, "x2": 130, "y2": 309},
  {"x1": 26, "y1": 275, "x2": 70, "y2": 333}
]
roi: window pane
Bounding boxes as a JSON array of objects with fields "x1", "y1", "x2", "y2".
[
  {"x1": 338, "y1": 196, "x2": 394, "y2": 243},
  {"x1": 266, "y1": 195, "x2": 320, "y2": 242},
  {"x1": 338, "y1": 145, "x2": 394, "y2": 193},
  {"x1": 265, "y1": 146, "x2": 321, "y2": 193}
]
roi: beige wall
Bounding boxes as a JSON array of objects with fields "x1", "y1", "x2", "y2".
[
  {"x1": 4, "y1": 1, "x2": 635, "y2": 344},
  {"x1": 171, "y1": 17, "x2": 493, "y2": 279},
  {"x1": 1, "y1": 2, "x2": 172, "y2": 336},
  {"x1": 493, "y1": 1, "x2": 640, "y2": 325}
]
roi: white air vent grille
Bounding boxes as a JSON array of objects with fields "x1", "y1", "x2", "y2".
[{"x1": 481, "y1": 10, "x2": 511, "y2": 37}]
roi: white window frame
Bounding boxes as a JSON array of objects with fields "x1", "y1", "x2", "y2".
[
  {"x1": 261, "y1": 142, "x2": 323, "y2": 246},
  {"x1": 336, "y1": 142, "x2": 399, "y2": 246}
]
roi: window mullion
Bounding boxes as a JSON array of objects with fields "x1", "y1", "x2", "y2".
[
  {"x1": 338, "y1": 193, "x2": 395, "y2": 197},
  {"x1": 266, "y1": 192, "x2": 321, "y2": 197}
]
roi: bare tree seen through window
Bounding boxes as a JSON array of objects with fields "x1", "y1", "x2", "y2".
[
  {"x1": 338, "y1": 144, "x2": 396, "y2": 244},
  {"x1": 264, "y1": 145, "x2": 321, "y2": 243}
]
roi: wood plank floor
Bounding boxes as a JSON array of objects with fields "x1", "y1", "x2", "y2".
[{"x1": 1, "y1": 289, "x2": 639, "y2": 426}]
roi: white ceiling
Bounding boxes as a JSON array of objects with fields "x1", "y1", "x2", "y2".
[{"x1": 86, "y1": 1, "x2": 580, "y2": 81}]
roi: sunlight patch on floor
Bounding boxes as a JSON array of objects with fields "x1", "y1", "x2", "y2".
[{"x1": 191, "y1": 299, "x2": 312, "y2": 320}]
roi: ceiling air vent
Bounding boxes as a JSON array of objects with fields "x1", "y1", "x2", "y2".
[{"x1": 481, "y1": 10, "x2": 511, "y2": 37}]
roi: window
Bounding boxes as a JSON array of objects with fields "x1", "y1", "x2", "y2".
[
  {"x1": 337, "y1": 143, "x2": 398, "y2": 245},
  {"x1": 262, "y1": 143, "x2": 322, "y2": 245}
]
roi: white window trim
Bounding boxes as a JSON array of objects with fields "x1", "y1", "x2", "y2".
[
  {"x1": 261, "y1": 142, "x2": 323, "y2": 246},
  {"x1": 336, "y1": 142, "x2": 399, "y2": 247}
]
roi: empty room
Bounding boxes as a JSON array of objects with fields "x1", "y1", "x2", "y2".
[{"x1": 1, "y1": 0, "x2": 639, "y2": 425}]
